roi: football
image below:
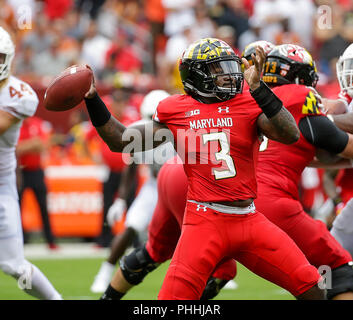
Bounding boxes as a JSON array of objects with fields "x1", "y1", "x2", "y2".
[{"x1": 44, "y1": 65, "x2": 93, "y2": 111}]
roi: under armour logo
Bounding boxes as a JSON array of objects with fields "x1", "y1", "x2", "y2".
[
  {"x1": 218, "y1": 107, "x2": 229, "y2": 113},
  {"x1": 196, "y1": 205, "x2": 207, "y2": 212}
]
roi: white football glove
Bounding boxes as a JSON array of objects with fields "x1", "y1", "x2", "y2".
[{"x1": 107, "y1": 198, "x2": 127, "y2": 227}]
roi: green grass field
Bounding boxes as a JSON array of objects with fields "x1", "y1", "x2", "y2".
[{"x1": 0, "y1": 257, "x2": 293, "y2": 300}]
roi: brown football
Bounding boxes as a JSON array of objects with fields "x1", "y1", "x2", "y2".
[{"x1": 44, "y1": 65, "x2": 93, "y2": 111}]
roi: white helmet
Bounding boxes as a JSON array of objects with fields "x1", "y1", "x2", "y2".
[
  {"x1": 0, "y1": 27, "x2": 15, "y2": 81},
  {"x1": 337, "y1": 43, "x2": 353, "y2": 98},
  {"x1": 140, "y1": 90, "x2": 170, "y2": 120}
]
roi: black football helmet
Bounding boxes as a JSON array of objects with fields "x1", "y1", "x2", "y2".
[
  {"x1": 179, "y1": 38, "x2": 244, "y2": 102},
  {"x1": 262, "y1": 44, "x2": 319, "y2": 87},
  {"x1": 241, "y1": 40, "x2": 274, "y2": 67}
]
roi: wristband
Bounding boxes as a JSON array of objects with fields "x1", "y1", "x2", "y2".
[
  {"x1": 84, "y1": 94, "x2": 111, "y2": 127},
  {"x1": 250, "y1": 80, "x2": 283, "y2": 118}
]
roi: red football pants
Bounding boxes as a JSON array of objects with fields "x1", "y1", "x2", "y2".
[
  {"x1": 255, "y1": 192, "x2": 352, "y2": 270},
  {"x1": 158, "y1": 201, "x2": 320, "y2": 300},
  {"x1": 146, "y1": 161, "x2": 237, "y2": 281}
]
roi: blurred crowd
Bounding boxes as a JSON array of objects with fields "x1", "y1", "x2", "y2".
[
  {"x1": 0, "y1": 0, "x2": 352, "y2": 95},
  {"x1": 1, "y1": 0, "x2": 353, "y2": 243}
]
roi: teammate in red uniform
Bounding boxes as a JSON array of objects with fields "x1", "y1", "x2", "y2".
[
  {"x1": 253, "y1": 44, "x2": 353, "y2": 300},
  {"x1": 100, "y1": 156, "x2": 237, "y2": 300},
  {"x1": 83, "y1": 38, "x2": 324, "y2": 300}
]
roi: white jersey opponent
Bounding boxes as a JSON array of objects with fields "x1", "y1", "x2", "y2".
[
  {"x1": 0, "y1": 76, "x2": 61, "y2": 300},
  {"x1": 0, "y1": 26, "x2": 61, "y2": 300},
  {"x1": 0, "y1": 76, "x2": 38, "y2": 176}
]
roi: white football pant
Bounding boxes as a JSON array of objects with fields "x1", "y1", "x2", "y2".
[
  {"x1": 125, "y1": 177, "x2": 158, "y2": 233},
  {"x1": 0, "y1": 172, "x2": 61, "y2": 299},
  {"x1": 331, "y1": 197, "x2": 353, "y2": 257}
]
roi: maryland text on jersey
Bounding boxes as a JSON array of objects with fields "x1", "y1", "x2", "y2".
[{"x1": 189, "y1": 117, "x2": 233, "y2": 130}]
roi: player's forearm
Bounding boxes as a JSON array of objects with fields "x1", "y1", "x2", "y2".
[
  {"x1": 96, "y1": 116, "x2": 127, "y2": 152},
  {"x1": 339, "y1": 134, "x2": 353, "y2": 159},
  {"x1": 118, "y1": 162, "x2": 138, "y2": 200},
  {"x1": 309, "y1": 158, "x2": 353, "y2": 169},
  {"x1": 253, "y1": 82, "x2": 299, "y2": 144},
  {"x1": 264, "y1": 107, "x2": 300, "y2": 144},
  {"x1": 16, "y1": 138, "x2": 44, "y2": 155},
  {"x1": 331, "y1": 113, "x2": 353, "y2": 134},
  {"x1": 84, "y1": 94, "x2": 127, "y2": 152}
]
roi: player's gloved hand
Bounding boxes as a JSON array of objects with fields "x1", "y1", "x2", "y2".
[
  {"x1": 338, "y1": 90, "x2": 350, "y2": 104},
  {"x1": 107, "y1": 198, "x2": 127, "y2": 227}
]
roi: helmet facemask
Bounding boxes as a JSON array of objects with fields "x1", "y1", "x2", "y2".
[
  {"x1": 0, "y1": 52, "x2": 13, "y2": 81},
  {"x1": 185, "y1": 57, "x2": 244, "y2": 102},
  {"x1": 0, "y1": 27, "x2": 15, "y2": 82},
  {"x1": 337, "y1": 57, "x2": 353, "y2": 98}
]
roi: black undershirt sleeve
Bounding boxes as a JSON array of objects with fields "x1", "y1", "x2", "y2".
[{"x1": 298, "y1": 115, "x2": 349, "y2": 154}]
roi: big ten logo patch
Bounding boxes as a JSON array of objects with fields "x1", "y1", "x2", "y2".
[{"x1": 185, "y1": 109, "x2": 200, "y2": 117}]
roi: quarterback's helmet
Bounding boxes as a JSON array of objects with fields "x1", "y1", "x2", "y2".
[
  {"x1": 242, "y1": 40, "x2": 275, "y2": 65},
  {"x1": 0, "y1": 27, "x2": 15, "y2": 81},
  {"x1": 262, "y1": 44, "x2": 319, "y2": 87},
  {"x1": 179, "y1": 38, "x2": 243, "y2": 102},
  {"x1": 337, "y1": 43, "x2": 353, "y2": 98},
  {"x1": 140, "y1": 89, "x2": 170, "y2": 120}
]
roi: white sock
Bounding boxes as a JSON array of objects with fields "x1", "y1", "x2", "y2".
[{"x1": 24, "y1": 262, "x2": 62, "y2": 300}]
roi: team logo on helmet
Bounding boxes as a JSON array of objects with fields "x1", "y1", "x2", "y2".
[
  {"x1": 183, "y1": 38, "x2": 236, "y2": 61},
  {"x1": 263, "y1": 44, "x2": 318, "y2": 87},
  {"x1": 278, "y1": 44, "x2": 314, "y2": 67}
]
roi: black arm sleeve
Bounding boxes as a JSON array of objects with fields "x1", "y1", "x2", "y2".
[
  {"x1": 84, "y1": 94, "x2": 111, "y2": 127},
  {"x1": 298, "y1": 115, "x2": 349, "y2": 154}
]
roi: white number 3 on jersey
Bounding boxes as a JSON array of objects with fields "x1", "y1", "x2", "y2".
[{"x1": 203, "y1": 132, "x2": 236, "y2": 180}]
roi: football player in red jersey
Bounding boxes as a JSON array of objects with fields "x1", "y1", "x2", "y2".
[
  {"x1": 83, "y1": 38, "x2": 324, "y2": 300},
  {"x1": 253, "y1": 44, "x2": 353, "y2": 300},
  {"x1": 100, "y1": 156, "x2": 237, "y2": 300}
]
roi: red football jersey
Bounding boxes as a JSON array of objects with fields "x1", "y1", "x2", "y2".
[
  {"x1": 18, "y1": 117, "x2": 49, "y2": 170},
  {"x1": 153, "y1": 91, "x2": 262, "y2": 202},
  {"x1": 256, "y1": 84, "x2": 325, "y2": 199}
]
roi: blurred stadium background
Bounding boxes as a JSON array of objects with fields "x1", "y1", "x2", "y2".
[{"x1": 0, "y1": 0, "x2": 352, "y2": 300}]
